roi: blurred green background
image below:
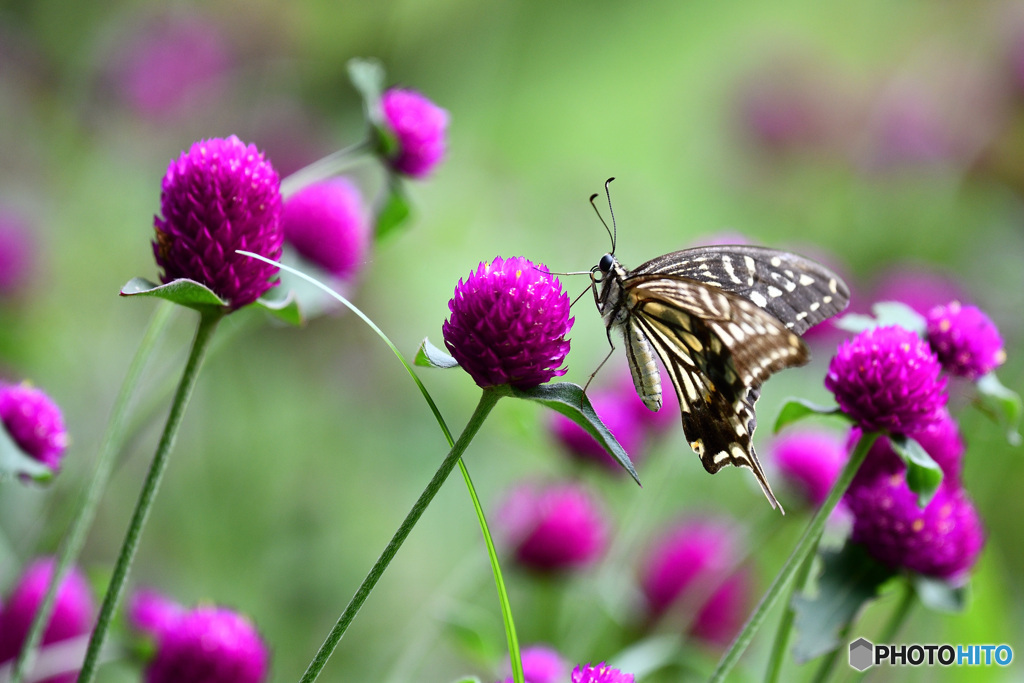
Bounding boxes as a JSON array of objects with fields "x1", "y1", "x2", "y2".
[{"x1": 1, "y1": 0, "x2": 1022, "y2": 681}]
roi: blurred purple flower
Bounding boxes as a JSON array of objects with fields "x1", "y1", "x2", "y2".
[
  {"x1": 551, "y1": 391, "x2": 644, "y2": 473},
  {"x1": 111, "y1": 14, "x2": 231, "y2": 121},
  {"x1": 0, "y1": 382, "x2": 69, "y2": 472},
  {"x1": 0, "y1": 209, "x2": 36, "y2": 298},
  {"x1": 769, "y1": 428, "x2": 846, "y2": 508},
  {"x1": 497, "y1": 481, "x2": 607, "y2": 572},
  {"x1": 690, "y1": 569, "x2": 751, "y2": 647},
  {"x1": 825, "y1": 326, "x2": 947, "y2": 434},
  {"x1": 153, "y1": 136, "x2": 283, "y2": 310},
  {"x1": 498, "y1": 644, "x2": 567, "y2": 683},
  {"x1": 142, "y1": 604, "x2": 268, "y2": 683},
  {"x1": 571, "y1": 662, "x2": 634, "y2": 683},
  {"x1": 381, "y1": 88, "x2": 449, "y2": 178},
  {"x1": 926, "y1": 301, "x2": 1005, "y2": 379},
  {"x1": 0, "y1": 558, "x2": 94, "y2": 683},
  {"x1": 443, "y1": 256, "x2": 573, "y2": 389},
  {"x1": 281, "y1": 178, "x2": 369, "y2": 281},
  {"x1": 870, "y1": 267, "x2": 967, "y2": 317}
]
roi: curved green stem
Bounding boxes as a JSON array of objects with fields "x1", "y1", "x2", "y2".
[
  {"x1": 709, "y1": 431, "x2": 879, "y2": 683},
  {"x1": 76, "y1": 308, "x2": 224, "y2": 683},
  {"x1": 298, "y1": 389, "x2": 501, "y2": 683},
  {"x1": 279, "y1": 141, "x2": 373, "y2": 199},
  {"x1": 763, "y1": 543, "x2": 817, "y2": 683},
  {"x1": 10, "y1": 303, "x2": 174, "y2": 683}
]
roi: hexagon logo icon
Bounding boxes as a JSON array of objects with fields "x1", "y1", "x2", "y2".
[{"x1": 849, "y1": 638, "x2": 874, "y2": 671}]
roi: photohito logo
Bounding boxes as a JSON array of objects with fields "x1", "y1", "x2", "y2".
[{"x1": 849, "y1": 637, "x2": 1013, "y2": 671}]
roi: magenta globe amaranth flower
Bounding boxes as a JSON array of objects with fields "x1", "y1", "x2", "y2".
[
  {"x1": 571, "y1": 662, "x2": 634, "y2": 683},
  {"x1": 497, "y1": 481, "x2": 607, "y2": 572},
  {"x1": 381, "y1": 88, "x2": 449, "y2": 178},
  {"x1": 153, "y1": 136, "x2": 283, "y2": 310},
  {"x1": 926, "y1": 301, "x2": 1006, "y2": 379},
  {"x1": 142, "y1": 604, "x2": 268, "y2": 683},
  {"x1": 498, "y1": 644, "x2": 567, "y2": 683},
  {"x1": 552, "y1": 391, "x2": 644, "y2": 472},
  {"x1": 281, "y1": 178, "x2": 369, "y2": 280},
  {"x1": 769, "y1": 428, "x2": 846, "y2": 507},
  {"x1": 825, "y1": 325, "x2": 947, "y2": 434},
  {"x1": 443, "y1": 256, "x2": 573, "y2": 389},
  {"x1": 0, "y1": 382, "x2": 69, "y2": 471},
  {"x1": 0, "y1": 558, "x2": 94, "y2": 683}
]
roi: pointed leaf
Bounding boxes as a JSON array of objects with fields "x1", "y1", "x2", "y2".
[
  {"x1": 376, "y1": 181, "x2": 412, "y2": 241},
  {"x1": 509, "y1": 382, "x2": 639, "y2": 485},
  {"x1": 120, "y1": 277, "x2": 227, "y2": 311},
  {"x1": 256, "y1": 289, "x2": 303, "y2": 326},
  {"x1": 0, "y1": 421, "x2": 54, "y2": 482},
  {"x1": 833, "y1": 313, "x2": 879, "y2": 335},
  {"x1": 912, "y1": 574, "x2": 968, "y2": 613},
  {"x1": 890, "y1": 435, "x2": 943, "y2": 507},
  {"x1": 792, "y1": 543, "x2": 896, "y2": 663},
  {"x1": 773, "y1": 398, "x2": 843, "y2": 433},
  {"x1": 416, "y1": 337, "x2": 458, "y2": 369},
  {"x1": 976, "y1": 372, "x2": 1022, "y2": 446}
]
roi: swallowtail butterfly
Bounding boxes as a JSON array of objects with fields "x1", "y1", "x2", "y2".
[{"x1": 589, "y1": 179, "x2": 850, "y2": 512}]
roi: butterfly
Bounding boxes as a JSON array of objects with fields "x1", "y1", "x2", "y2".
[{"x1": 588, "y1": 179, "x2": 850, "y2": 512}]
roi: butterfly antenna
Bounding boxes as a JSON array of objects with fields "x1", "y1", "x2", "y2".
[
  {"x1": 569, "y1": 283, "x2": 591, "y2": 309},
  {"x1": 603, "y1": 177, "x2": 617, "y2": 254},
  {"x1": 589, "y1": 191, "x2": 615, "y2": 254}
]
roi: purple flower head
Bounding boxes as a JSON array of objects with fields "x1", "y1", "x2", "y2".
[
  {"x1": 144, "y1": 605, "x2": 269, "y2": 683},
  {"x1": 498, "y1": 644, "x2": 567, "y2": 683},
  {"x1": 497, "y1": 481, "x2": 607, "y2": 572},
  {"x1": 571, "y1": 662, "x2": 634, "y2": 683},
  {"x1": 443, "y1": 256, "x2": 573, "y2": 389},
  {"x1": 870, "y1": 267, "x2": 966, "y2": 317},
  {"x1": 844, "y1": 477, "x2": 984, "y2": 581},
  {"x1": 153, "y1": 136, "x2": 283, "y2": 310},
  {"x1": 926, "y1": 301, "x2": 1005, "y2": 379},
  {"x1": 380, "y1": 88, "x2": 449, "y2": 178},
  {"x1": 825, "y1": 326, "x2": 947, "y2": 434},
  {"x1": 0, "y1": 558, "x2": 94, "y2": 683},
  {"x1": 0, "y1": 383, "x2": 69, "y2": 471},
  {"x1": 129, "y1": 589, "x2": 185, "y2": 639},
  {"x1": 281, "y1": 178, "x2": 369, "y2": 280},
  {"x1": 690, "y1": 569, "x2": 751, "y2": 647},
  {"x1": 551, "y1": 391, "x2": 644, "y2": 473},
  {"x1": 112, "y1": 14, "x2": 231, "y2": 121},
  {"x1": 640, "y1": 519, "x2": 744, "y2": 630},
  {"x1": 0, "y1": 209, "x2": 36, "y2": 298},
  {"x1": 849, "y1": 408, "x2": 965, "y2": 488},
  {"x1": 769, "y1": 428, "x2": 846, "y2": 508}
]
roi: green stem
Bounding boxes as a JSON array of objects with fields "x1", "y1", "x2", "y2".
[
  {"x1": 763, "y1": 542, "x2": 817, "y2": 683},
  {"x1": 708, "y1": 431, "x2": 879, "y2": 683},
  {"x1": 279, "y1": 141, "x2": 373, "y2": 198},
  {"x1": 9, "y1": 303, "x2": 174, "y2": 683},
  {"x1": 298, "y1": 388, "x2": 501, "y2": 683},
  {"x1": 457, "y1": 459, "x2": 524, "y2": 683},
  {"x1": 76, "y1": 309, "x2": 223, "y2": 683}
]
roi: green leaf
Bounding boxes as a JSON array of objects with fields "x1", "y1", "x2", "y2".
[
  {"x1": 773, "y1": 398, "x2": 843, "y2": 433},
  {"x1": 509, "y1": 382, "x2": 639, "y2": 485},
  {"x1": 792, "y1": 543, "x2": 896, "y2": 664},
  {"x1": 912, "y1": 574, "x2": 968, "y2": 613},
  {"x1": 347, "y1": 57, "x2": 386, "y2": 127},
  {"x1": 256, "y1": 290, "x2": 303, "y2": 326},
  {"x1": 376, "y1": 181, "x2": 412, "y2": 241},
  {"x1": 0, "y1": 420, "x2": 53, "y2": 482},
  {"x1": 120, "y1": 277, "x2": 227, "y2": 311},
  {"x1": 890, "y1": 435, "x2": 943, "y2": 507},
  {"x1": 416, "y1": 337, "x2": 458, "y2": 369},
  {"x1": 975, "y1": 372, "x2": 1022, "y2": 446},
  {"x1": 833, "y1": 313, "x2": 878, "y2": 335},
  {"x1": 833, "y1": 301, "x2": 926, "y2": 336}
]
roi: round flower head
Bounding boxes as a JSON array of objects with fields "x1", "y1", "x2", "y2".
[
  {"x1": 443, "y1": 256, "x2": 573, "y2": 389},
  {"x1": 281, "y1": 178, "x2": 369, "y2": 280},
  {"x1": 497, "y1": 482, "x2": 607, "y2": 572},
  {"x1": 769, "y1": 428, "x2": 846, "y2": 508},
  {"x1": 153, "y1": 135, "x2": 283, "y2": 310},
  {"x1": 551, "y1": 391, "x2": 644, "y2": 473},
  {"x1": 0, "y1": 209, "x2": 36, "y2": 298},
  {"x1": 0, "y1": 558, "x2": 94, "y2": 683},
  {"x1": 844, "y1": 478, "x2": 984, "y2": 581},
  {"x1": 571, "y1": 662, "x2": 634, "y2": 683},
  {"x1": 926, "y1": 301, "x2": 1005, "y2": 379},
  {"x1": 825, "y1": 325, "x2": 947, "y2": 434},
  {"x1": 143, "y1": 605, "x2": 268, "y2": 683},
  {"x1": 849, "y1": 408, "x2": 965, "y2": 488},
  {"x1": 0, "y1": 383, "x2": 69, "y2": 471},
  {"x1": 380, "y1": 88, "x2": 449, "y2": 178},
  {"x1": 498, "y1": 644, "x2": 567, "y2": 683},
  {"x1": 640, "y1": 519, "x2": 739, "y2": 621}
]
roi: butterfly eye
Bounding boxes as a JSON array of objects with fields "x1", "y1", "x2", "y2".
[{"x1": 599, "y1": 253, "x2": 615, "y2": 273}]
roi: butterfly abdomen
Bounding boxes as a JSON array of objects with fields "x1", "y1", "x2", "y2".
[{"x1": 624, "y1": 321, "x2": 662, "y2": 411}]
